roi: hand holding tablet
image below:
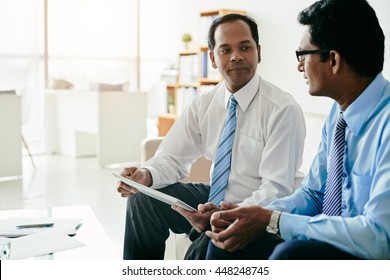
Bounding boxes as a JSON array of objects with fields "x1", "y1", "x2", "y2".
[{"x1": 113, "y1": 173, "x2": 197, "y2": 212}]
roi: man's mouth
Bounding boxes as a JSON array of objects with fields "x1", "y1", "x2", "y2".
[
  {"x1": 229, "y1": 66, "x2": 247, "y2": 73},
  {"x1": 303, "y1": 75, "x2": 308, "y2": 84}
]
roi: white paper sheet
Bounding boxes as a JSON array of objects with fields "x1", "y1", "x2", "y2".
[{"x1": 9, "y1": 229, "x2": 85, "y2": 259}]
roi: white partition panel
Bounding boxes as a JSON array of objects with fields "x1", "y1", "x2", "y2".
[
  {"x1": 98, "y1": 91, "x2": 147, "y2": 166},
  {"x1": 0, "y1": 91, "x2": 22, "y2": 178},
  {"x1": 45, "y1": 90, "x2": 147, "y2": 167}
]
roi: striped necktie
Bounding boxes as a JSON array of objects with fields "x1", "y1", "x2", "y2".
[
  {"x1": 208, "y1": 95, "x2": 238, "y2": 206},
  {"x1": 323, "y1": 112, "x2": 347, "y2": 216}
]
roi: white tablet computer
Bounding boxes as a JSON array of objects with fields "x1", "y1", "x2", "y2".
[{"x1": 113, "y1": 173, "x2": 197, "y2": 212}]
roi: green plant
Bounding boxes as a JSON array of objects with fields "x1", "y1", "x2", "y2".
[
  {"x1": 182, "y1": 33, "x2": 192, "y2": 50},
  {"x1": 182, "y1": 33, "x2": 192, "y2": 43}
]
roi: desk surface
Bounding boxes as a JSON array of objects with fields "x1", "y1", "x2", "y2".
[{"x1": 0, "y1": 205, "x2": 120, "y2": 260}]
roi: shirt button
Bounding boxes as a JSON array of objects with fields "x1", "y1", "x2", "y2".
[{"x1": 341, "y1": 204, "x2": 347, "y2": 210}]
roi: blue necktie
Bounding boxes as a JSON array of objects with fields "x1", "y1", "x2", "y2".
[
  {"x1": 323, "y1": 112, "x2": 347, "y2": 216},
  {"x1": 208, "y1": 95, "x2": 238, "y2": 206}
]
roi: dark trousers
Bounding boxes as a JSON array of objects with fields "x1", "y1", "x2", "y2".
[
  {"x1": 206, "y1": 234, "x2": 361, "y2": 260},
  {"x1": 123, "y1": 182, "x2": 210, "y2": 260}
]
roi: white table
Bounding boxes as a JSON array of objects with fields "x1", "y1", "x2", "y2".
[{"x1": 0, "y1": 205, "x2": 120, "y2": 260}]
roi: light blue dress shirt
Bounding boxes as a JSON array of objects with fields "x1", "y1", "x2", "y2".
[{"x1": 267, "y1": 73, "x2": 390, "y2": 259}]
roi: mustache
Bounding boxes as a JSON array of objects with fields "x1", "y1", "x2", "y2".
[{"x1": 228, "y1": 62, "x2": 248, "y2": 71}]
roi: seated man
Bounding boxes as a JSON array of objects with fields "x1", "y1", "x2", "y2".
[
  {"x1": 116, "y1": 14, "x2": 306, "y2": 260},
  {"x1": 206, "y1": 0, "x2": 390, "y2": 260}
]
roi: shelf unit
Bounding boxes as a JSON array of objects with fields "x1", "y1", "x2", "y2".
[
  {"x1": 158, "y1": 9, "x2": 247, "y2": 136},
  {"x1": 199, "y1": 9, "x2": 247, "y2": 47}
]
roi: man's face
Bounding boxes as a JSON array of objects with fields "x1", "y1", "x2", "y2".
[
  {"x1": 210, "y1": 20, "x2": 260, "y2": 93},
  {"x1": 297, "y1": 27, "x2": 331, "y2": 97}
]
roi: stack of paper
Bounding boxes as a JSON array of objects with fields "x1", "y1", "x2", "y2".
[{"x1": 9, "y1": 229, "x2": 85, "y2": 259}]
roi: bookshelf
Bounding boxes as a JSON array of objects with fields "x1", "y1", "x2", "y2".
[
  {"x1": 158, "y1": 9, "x2": 246, "y2": 136},
  {"x1": 199, "y1": 9, "x2": 247, "y2": 47}
]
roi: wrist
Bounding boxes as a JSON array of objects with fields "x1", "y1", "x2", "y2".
[
  {"x1": 266, "y1": 210, "x2": 282, "y2": 237},
  {"x1": 141, "y1": 168, "x2": 153, "y2": 187}
]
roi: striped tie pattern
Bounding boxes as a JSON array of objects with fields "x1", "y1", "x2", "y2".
[
  {"x1": 208, "y1": 95, "x2": 238, "y2": 205},
  {"x1": 323, "y1": 112, "x2": 347, "y2": 216}
]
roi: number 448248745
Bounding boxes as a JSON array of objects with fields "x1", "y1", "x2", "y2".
[{"x1": 214, "y1": 266, "x2": 269, "y2": 276}]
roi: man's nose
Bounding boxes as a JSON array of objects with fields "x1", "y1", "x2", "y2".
[
  {"x1": 297, "y1": 61, "x2": 304, "y2": 72},
  {"x1": 230, "y1": 50, "x2": 244, "y2": 61}
]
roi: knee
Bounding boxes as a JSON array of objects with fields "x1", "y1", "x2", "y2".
[
  {"x1": 269, "y1": 240, "x2": 307, "y2": 260},
  {"x1": 206, "y1": 240, "x2": 235, "y2": 260},
  {"x1": 127, "y1": 192, "x2": 147, "y2": 207},
  {"x1": 127, "y1": 190, "x2": 178, "y2": 220},
  {"x1": 127, "y1": 192, "x2": 158, "y2": 215}
]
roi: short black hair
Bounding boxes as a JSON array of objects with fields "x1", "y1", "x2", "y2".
[
  {"x1": 298, "y1": 0, "x2": 384, "y2": 77},
  {"x1": 208, "y1": 14, "x2": 259, "y2": 51}
]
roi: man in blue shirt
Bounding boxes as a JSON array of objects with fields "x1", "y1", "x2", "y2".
[{"x1": 205, "y1": 0, "x2": 390, "y2": 260}]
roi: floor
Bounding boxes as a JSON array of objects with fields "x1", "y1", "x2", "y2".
[{"x1": 0, "y1": 154, "x2": 128, "y2": 257}]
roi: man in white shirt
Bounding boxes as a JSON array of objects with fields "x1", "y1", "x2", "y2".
[{"x1": 117, "y1": 13, "x2": 306, "y2": 260}]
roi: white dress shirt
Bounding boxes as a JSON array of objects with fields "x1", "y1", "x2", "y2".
[{"x1": 144, "y1": 74, "x2": 306, "y2": 206}]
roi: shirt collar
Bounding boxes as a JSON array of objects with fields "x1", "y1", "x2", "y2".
[
  {"x1": 343, "y1": 73, "x2": 387, "y2": 136},
  {"x1": 223, "y1": 75, "x2": 259, "y2": 112}
]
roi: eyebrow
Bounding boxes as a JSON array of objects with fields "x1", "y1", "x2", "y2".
[
  {"x1": 239, "y1": 40, "x2": 253, "y2": 45},
  {"x1": 218, "y1": 40, "x2": 254, "y2": 48}
]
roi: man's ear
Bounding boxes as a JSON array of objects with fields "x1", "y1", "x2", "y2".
[
  {"x1": 257, "y1": 45, "x2": 261, "y2": 64},
  {"x1": 209, "y1": 51, "x2": 217, "y2": 69},
  {"x1": 329, "y1": 50, "x2": 342, "y2": 74}
]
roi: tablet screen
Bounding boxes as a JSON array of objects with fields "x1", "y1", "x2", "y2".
[{"x1": 113, "y1": 173, "x2": 197, "y2": 212}]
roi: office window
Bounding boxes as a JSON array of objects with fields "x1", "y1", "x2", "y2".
[
  {"x1": 0, "y1": 0, "x2": 44, "y2": 153},
  {"x1": 0, "y1": 0, "x2": 183, "y2": 153}
]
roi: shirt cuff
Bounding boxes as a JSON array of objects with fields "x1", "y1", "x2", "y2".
[
  {"x1": 279, "y1": 212, "x2": 311, "y2": 240},
  {"x1": 142, "y1": 166, "x2": 161, "y2": 189}
]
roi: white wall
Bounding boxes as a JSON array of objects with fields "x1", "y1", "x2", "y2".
[
  {"x1": 138, "y1": 0, "x2": 390, "y2": 170},
  {"x1": 150, "y1": 0, "x2": 390, "y2": 172},
  {"x1": 169, "y1": 0, "x2": 390, "y2": 115}
]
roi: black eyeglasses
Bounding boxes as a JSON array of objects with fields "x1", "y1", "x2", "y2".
[{"x1": 295, "y1": 49, "x2": 329, "y2": 62}]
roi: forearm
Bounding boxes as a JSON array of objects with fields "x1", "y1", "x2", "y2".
[
  {"x1": 144, "y1": 158, "x2": 190, "y2": 189},
  {"x1": 266, "y1": 185, "x2": 324, "y2": 215},
  {"x1": 144, "y1": 103, "x2": 203, "y2": 188},
  {"x1": 280, "y1": 212, "x2": 390, "y2": 259},
  {"x1": 239, "y1": 179, "x2": 290, "y2": 207}
]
